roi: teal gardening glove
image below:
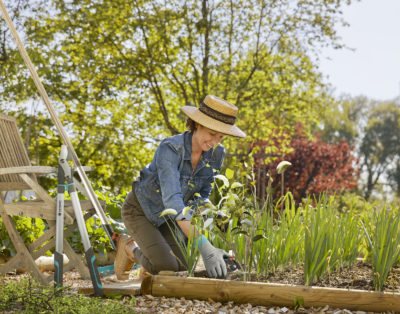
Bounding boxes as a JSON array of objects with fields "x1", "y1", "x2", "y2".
[{"x1": 198, "y1": 236, "x2": 228, "y2": 278}]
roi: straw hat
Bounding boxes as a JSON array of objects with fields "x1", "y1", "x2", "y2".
[{"x1": 181, "y1": 95, "x2": 246, "y2": 138}]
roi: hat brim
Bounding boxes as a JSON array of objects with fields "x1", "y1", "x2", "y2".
[{"x1": 181, "y1": 106, "x2": 246, "y2": 138}]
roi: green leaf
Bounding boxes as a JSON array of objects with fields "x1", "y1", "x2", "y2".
[
  {"x1": 276, "y1": 161, "x2": 292, "y2": 174},
  {"x1": 252, "y1": 234, "x2": 266, "y2": 242},
  {"x1": 294, "y1": 296, "x2": 304, "y2": 309},
  {"x1": 200, "y1": 208, "x2": 213, "y2": 216},
  {"x1": 233, "y1": 230, "x2": 249, "y2": 236},
  {"x1": 182, "y1": 206, "x2": 192, "y2": 216},
  {"x1": 215, "y1": 174, "x2": 229, "y2": 188},
  {"x1": 241, "y1": 219, "x2": 253, "y2": 227},
  {"x1": 225, "y1": 168, "x2": 234, "y2": 180},
  {"x1": 159, "y1": 208, "x2": 178, "y2": 217},
  {"x1": 230, "y1": 182, "x2": 243, "y2": 189},
  {"x1": 204, "y1": 218, "x2": 213, "y2": 229}
]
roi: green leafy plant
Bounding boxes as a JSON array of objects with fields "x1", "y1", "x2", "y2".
[
  {"x1": 66, "y1": 183, "x2": 127, "y2": 256},
  {"x1": 0, "y1": 217, "x2": 46, "y2": 258},
  {"x1": 203, "y1": 168, "x2": 255, "y2": 279},
  {"x1": 66, "y1": 213, "x2": 124, "y2": 257},
  {"x1": 303, "y1": 194, "x2": 361, "y2": 285},
  {"x1": 93, "y1": 181, "x2": 127, "y2": 220},
  {"x1": 0, "y1": 276, "x2": 135, "y2": 313},
  {"x1": 361, "y1": 205, "x2": 400, "y2": 291},
  {"x1": 255, "y1": 193, "x2": 305, "y2": 275},
  {"x1": 159, "y1": 208, "x2": 201, "y2": 276},
  {"x1": 335, "y1": 203, "x2": 361, "y2": 269},
  {"x1": 205, "y1": 165, "x2": 280, "y2": 280},
  {"x1": 303, "y1": 196, "x2": 333, "y2": 285},
  {"x1": 206, "y1": 166, "x2": 304, "y2": 279}
]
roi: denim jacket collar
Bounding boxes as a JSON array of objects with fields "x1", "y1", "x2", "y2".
[{"x1": 183, "y1": 131, "x2": 192, "y2": 161}]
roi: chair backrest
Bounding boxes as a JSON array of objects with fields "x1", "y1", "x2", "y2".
[{"x1": 0, "y1": 113, "x2": 33, "y2": 191}]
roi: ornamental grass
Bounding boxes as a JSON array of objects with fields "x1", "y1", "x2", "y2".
[{"x1": 362, "y1": 205, "x2": 400, "y2": 291}]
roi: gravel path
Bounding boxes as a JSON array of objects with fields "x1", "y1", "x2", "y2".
[
  {"x1": 1, "y1": 266, "x2": 396, "y2": 313},
  {"x1": 66, "y1": 268, "x2": 394, "y2": 314}
]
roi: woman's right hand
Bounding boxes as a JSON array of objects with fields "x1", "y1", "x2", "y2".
[{"x1": 199, "y1": 240, "x2": 228, "y2": 278}]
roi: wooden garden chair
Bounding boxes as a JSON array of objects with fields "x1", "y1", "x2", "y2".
[{"x1": 0, "y1": 112, "x2": 102, "y2": 284}]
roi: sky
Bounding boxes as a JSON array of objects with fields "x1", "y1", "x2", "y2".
[{"x1": 318, "y1": 0, "x2": 400, "y2": 101}]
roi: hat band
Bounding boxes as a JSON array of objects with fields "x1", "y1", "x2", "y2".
[{"x1": 199, "y1": 102, "x2": 236, "y2": 125}]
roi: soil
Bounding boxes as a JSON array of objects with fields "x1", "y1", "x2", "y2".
[
  {"x1": 1, "y1": 261, "x2": 399, "y2": 313},
  {"x1": 228, "y1": 260, "x2": 400, "y2": 293}
]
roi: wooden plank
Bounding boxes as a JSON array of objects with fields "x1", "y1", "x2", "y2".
[
  {"x1": 2, "y1": 202, "x2": 57, "y2": 219},
  {"x1": 28, "y1": 210, "x2": 94, "y2": 280},
  {"x1": 0, "y1": 210, "x2": 47, "y2": 284},
  {"x1": 28, "y1": 221, "x2": 58, "y2": 252},
  {"x1": 19, "y1": 173, "x2": 54, "y2": 206},
  {"x1": 0, "y1": 166, "x2": 57, "y2": 175},
  {"x1": 0, "y1": 182, "x2": 30, "y2": 191},
  {"x1": 29, "y1": 210, "x2": 94, "y2": 256},
  {"x1": 0, "y1": 252, "x2": 23, "y2": 274},
  {"x1": 140, "y1": 275, "x2": 400, "y2": 312},
  {"x1": 79, "y1": 280, "x2": 142, "y2": 296},
  {"x1": 0, "y1": 112, "x2": 16, "y2": 122},
  {"x1": 1, "y1": 200, "x2": 94, "y2": 221},
  {"x1": 63, "y1": 239, "x2": 90, "y2": 279},
  {"x1": 73, "y1": 166, "x2": 93, "y2": 172},
  {"x1": 0, "y1": 115, "x2": 31, "y2": 184}
]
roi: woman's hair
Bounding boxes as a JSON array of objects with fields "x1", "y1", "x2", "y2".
[{"x1": 186, "y1": 118, "x2": 197, "y2": 133}]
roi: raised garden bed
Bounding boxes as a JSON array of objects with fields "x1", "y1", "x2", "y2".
[
  {"x1": 80, "y1": 261, "x2": 400, "y2": 312},
  {"x1": 229, "y1": 260, "x2": 400, "y2": 292},
  {"x1": 141, "y1": 275, "x2": 400, "y2": 312}
]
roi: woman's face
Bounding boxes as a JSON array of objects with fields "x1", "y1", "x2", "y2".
[{"x1": 193, "y1": 124, "x2": 226, "y2": 152}]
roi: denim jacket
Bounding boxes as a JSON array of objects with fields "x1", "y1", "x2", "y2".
[{"x1": 135, "y1": 131, "x2": 225, "y2": 227}]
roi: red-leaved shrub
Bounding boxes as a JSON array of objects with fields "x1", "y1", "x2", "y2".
[{"x1": 253, "y1": 126, "x2": 359, "y2": 203}]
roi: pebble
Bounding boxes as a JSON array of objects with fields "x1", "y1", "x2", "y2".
[{"x1": 8, "y1": 270, "x2": 389, "y2": 314}]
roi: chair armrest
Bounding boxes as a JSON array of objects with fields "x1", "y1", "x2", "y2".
[
  {"x1": 73, "y1": 166, "x2": 94, "y2": 172},
  {"x1": 0, "y1": 166, "x2": 94, "y2": 176},
  {"x1": 0, "y1": 166, "x2": 57, "y2": 175}
]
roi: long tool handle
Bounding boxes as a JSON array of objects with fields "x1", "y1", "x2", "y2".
[
  {"x1": 54, "y1": 251, "x2": 63, "y2": 289},
  {"x1": 54, "y1": 192, "x2": 64, "y2": 288},
  {"x1": 0, "y1": 0, "x2": 116, "y2": 251},
  {"x1": 70, "y1": 188, "x2": 103, "y2": 296},
  {"x1": 54, "y1": 146, "x2": 68, "y2": 289}
]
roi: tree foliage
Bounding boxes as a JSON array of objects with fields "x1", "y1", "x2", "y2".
[
  {"x1": 0, "y1": 0, "x2": 353, "y2": 192},
  {"x1": 319, "y1": 95, "x2": 366, "y2": 145},
  {"x1": 255, "y1": 125, "x2": 359, "y2": 203},
  {"x1": 359, "y1": 101, "x2": 400, "y2": 199},
  {"x1": 320, "y1": 97, "x2": 400, "y2": 199}
]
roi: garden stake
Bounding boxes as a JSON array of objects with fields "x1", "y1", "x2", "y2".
[{"x1": 54, "y1": 145, "x2": 104, "y2": 296}]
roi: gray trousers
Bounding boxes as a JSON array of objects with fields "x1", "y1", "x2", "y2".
[{"x1": 121, "y1": 185, "x2": 187, "y2": 274}]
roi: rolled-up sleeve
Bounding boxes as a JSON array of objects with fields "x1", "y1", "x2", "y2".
[{"x1": 155, "y1": 142, "x2": 192, "y2": 221}]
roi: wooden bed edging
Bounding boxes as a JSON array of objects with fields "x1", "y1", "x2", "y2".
[
  {"x1": 141, "y1": 275, "x2": 400, "y2": 312},
  {"x1": 79, "y1": 280, "x2": 142, "y2": 296}
]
